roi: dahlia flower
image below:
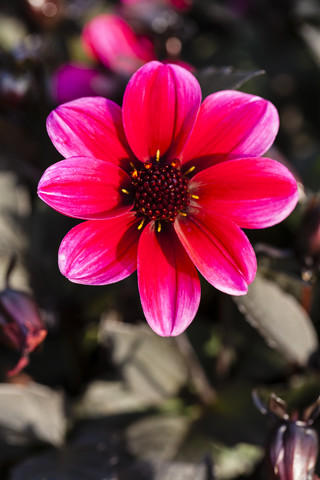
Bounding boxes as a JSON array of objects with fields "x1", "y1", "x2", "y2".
[{"x1": 38, "y1": 61, "x2": 298, "y2": 336}]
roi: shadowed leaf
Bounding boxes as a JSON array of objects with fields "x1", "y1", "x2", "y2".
[
  {"x1": 98, "y1": 319, "x2": 188, "y2": 404},
  {"x1": 125, "y1": 414, "x2": 191, "y2": 461},
  {"x1": 196, "y1": 66, "x2": 265, "y2": 98},
  {"x1": 233, "y1": 273, "x2": 318, "y2": 366},
  {"x1": 0, "y1": 382, "x2": 67, "y2": 447}
]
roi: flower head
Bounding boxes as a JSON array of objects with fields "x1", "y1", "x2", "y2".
[{"x1": 38, "y1": 61, "x2": 298, "y2": 336}]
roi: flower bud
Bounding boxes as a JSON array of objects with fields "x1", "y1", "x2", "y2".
[
  {"x1": 267, "y1": 419, "x2": 318, "y2": 480},
  {"x1": 253, "y1": 391, "x2": 319, "y2": 480},
  {"x1": 0, "y1": 288, "x2": 47, "y2": 377}
]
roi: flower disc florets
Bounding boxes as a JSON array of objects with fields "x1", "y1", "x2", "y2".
[{"x1": 131, "y1": 160, "x2": 190, "y2": 222}]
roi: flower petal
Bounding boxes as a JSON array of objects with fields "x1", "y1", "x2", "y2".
[
  {"x1": 123, "y1": 61, "x2": 201, "y2": 162},
  {"x1": 47, "y1": 96, "x2": 132, "y2": 169},
  {"x1": 137, "y1": 222, "x2": 200, "y2": 336},
  {"x1": 190, "y1": 157, "x2": 299, "y2": 228},
  {"x1": 82, "y1": 14, "x2": 155, "y2": 75},
  {"x1": 181, "y1": 90, "x2": 279, "y2": 172},
  {"x1": 174, "y1": 209, "x2": 257, "y2": 295},
  {"x1": 58, "y1": 213, "x2": 141, "y2": 285},
  {"x1": 38, "y1": 157, "x2": 133, "y2": 220}
]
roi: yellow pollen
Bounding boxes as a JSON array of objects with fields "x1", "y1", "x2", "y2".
[
  {"x1": 156, "y1": 149, "x2": 160, "y2": 162},
  {"x1": 137, "y1": 218, "x2": 145, "y2": 230},
  {"x1": 121, "y1": 188, "x2": 130, "y2": 195},
  {"x1": 157, "y1": 221, "x2": 162, "y2": 233},
  {"x1": 191, "y1": 194, "x2": 199, "y2": 200},
  {"x1": 184, "y1": 166, "x2": 195, "y2": 175},
  {"x1": 179, "y1": 212, "x2": 187, "y2": 216}
]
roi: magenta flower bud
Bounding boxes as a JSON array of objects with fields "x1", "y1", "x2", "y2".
[
  {"x1": 0, "y1": 288, "x2": 47, "y2": 377},
  {"x1": 267, "y1": 419, "x2": 318, "y2": 480},
  {"x1": 254, "y1": 391, "x2": 320, "y2": 480}
]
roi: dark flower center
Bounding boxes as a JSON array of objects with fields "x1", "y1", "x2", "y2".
[{"x1": 132, "y1": 161, "x2": 190, "y2": 223}]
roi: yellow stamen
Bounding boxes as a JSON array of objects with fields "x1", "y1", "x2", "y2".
[
  {"x1": 156, "y1": 149, "x2": 160, "y2": 162},
  {"x1": 138, "y1": 218, "x2": 145, "y2": 230},
  {"x1": 184, "y1": 166, "x2": 195, "y2": 175},
  {"x1": 121, "y1": 189, "x2": 130, "y2": 195},
  {"x1": 191, "y1": 194, "x2": 199, "y2": 200},
  {"x1": 130, "y1": 162, "x2": 135, "y2": 169},
  {"x1": 157, "y1": 221, "x2": 162, "y2": 233},
  {"x1": 179, "y1": 212, "x2": 187, "y2": 217}
]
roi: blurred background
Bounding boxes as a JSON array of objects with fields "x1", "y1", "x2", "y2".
[{"x1": 1, "y1": 0, "x2": 320, "y2": 479}]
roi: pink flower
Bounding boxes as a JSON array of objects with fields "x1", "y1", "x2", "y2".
[
  {"x1": 82, "y1": 14, "x2": 156, "y2": 76},
  {"x1": 38, "y1": 61, "x2": 298, "y2": 336}
]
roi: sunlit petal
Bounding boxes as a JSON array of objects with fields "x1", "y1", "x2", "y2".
[
  {"x1": 181, "y1": 90, "x2": 279, "y2": 173},
  {"x1": 190, "y1": 157, "x2": 299, "y2": 228},
  {"x1": 123, "y1": 61, "x2": 201, "y2": 162},
  {"x1": 47, "y1": 96, "x2": 132, "y2": 169},
  {"x1": 38, "y1": 157, "x2": 133, "y2": 219},
  {"x1": 138, "y1": 222, "x2": 200, "y2": 336},
  {"x1": 175, "y1": 209, "x2": 257, "y2": 295},
  {"x1": 58, "y1": 213, "x2": 141, "y2": 285}
]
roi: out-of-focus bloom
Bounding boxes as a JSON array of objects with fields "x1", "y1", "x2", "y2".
[
  {"x1": 52, "y1": 13, "x2": 156, "y2": 103},
  {"x1": 0, "y1": 288, "x2": 47, "y2": 376},
  {"x1": 51, "y1": 63, "x2": 120, "y2": 105},
  {"x1": 254, "y1": 391, "x2": 319, "y2": 480},
  {"x1": 82, "y1": 14, "x2": 156, "y2": 76},
  {"x1": 38, "y1": 61, "x2": 298, "y2": 336}
]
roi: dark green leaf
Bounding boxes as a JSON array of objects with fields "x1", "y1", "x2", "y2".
[
  {"x1": 98, "y1": 320, "x2": 188, "y2": 404},
  {"x1": 233, "y1": 273, "x2": 318, "y2": 366}
]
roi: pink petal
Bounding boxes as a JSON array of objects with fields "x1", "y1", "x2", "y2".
[
  {"x1": 137, "y1": 222, "x2": 200, "y2": 336},
  {"x1": 82, "y1": 14, "x2": 155, "y2": 75},
  {"x1": 46, "y1": 97, "x2": 132, "y2": 169},
  {"x1": 190, "y1": 157, "x2": 299, "y2": 228},
  {"x1": 38, "y1": 157, "x2": 133, "y2": 220},
  {"x1": 181, "y1": 90, "x2": 279, "y2": 172},
  {"x1": 51, "y1": 63, "x2": 119, "y2": 104},
  {"x1": 122, "y1": 61, "x2": 201, "y2": 162},
  {"x1": 174, "y1": 209, "x2": 257, "y2": 295},
  {"x1": 58, "y1": 213, "x2": 141, "y2": 285}
]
